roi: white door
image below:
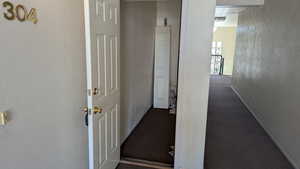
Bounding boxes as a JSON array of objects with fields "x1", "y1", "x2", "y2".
[
  {"x1": 154, "y1": 26, "x2": 171, "y2": 109},
  {"x1": 84, "y1": 0, "x2": 120, "y2": 169}
]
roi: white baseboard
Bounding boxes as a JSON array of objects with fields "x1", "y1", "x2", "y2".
[{"x1": 231, "y1": 86, "x2": 299, "y2": 169}]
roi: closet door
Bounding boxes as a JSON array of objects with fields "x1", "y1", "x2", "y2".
[{"x1": 154, "y1": 26, "x2": 171, "y2": 109}]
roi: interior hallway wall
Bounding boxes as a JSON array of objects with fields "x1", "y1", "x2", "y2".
[
  {"x1": 120, "y1": 1, "x2": 157, "y2": 143},
  {"x1": 175, "y1": 0, "x2": 215, "y2": 168},
  {"x1": 157, "y1": 0, "x2": 181, "y2": 89},
  {"x1": 0, "y1": 1, "x2": 88, "y2": 169},
  {"x1": 232, "y1": 1, "x2": 300, "y2": 168},
  {"x1": 213, "y1": 27, "x2": 237, "y2": 75}
]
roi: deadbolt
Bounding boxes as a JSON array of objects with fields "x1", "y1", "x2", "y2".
[{"x1": 82, "y1": 106, "x2": 102, "y2": 115}]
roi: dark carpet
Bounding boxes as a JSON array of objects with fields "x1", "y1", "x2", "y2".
[
  {"x1": 204, "y1": 75, "x2": 294, "y2": 169},
  {"x1": 117, "y1": 163, "x2": 154, "y2": 169},
  {"x1": 121, "y1": 109, "x2": 176, "y2": 164}
]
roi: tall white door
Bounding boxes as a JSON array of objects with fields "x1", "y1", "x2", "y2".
[
  {"x1": 154, "y1": 26, "x2": 171, "y2": 109},
  {"x1": 84, "y1": 0, "x2": 120, "y2": 169}
]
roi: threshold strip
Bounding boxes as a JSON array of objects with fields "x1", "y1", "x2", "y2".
[{"x1": 120, "y1": 157, "x2": 173, "y2": 169}]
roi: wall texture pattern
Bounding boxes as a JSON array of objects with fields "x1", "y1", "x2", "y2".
[
  {"x1": 232, "y1": 1, "x2": 300, "y2": 168},
  {"x1": 0, "y1": 0, "x2": 88, "y2": 169},
  {"x1": 174, "y1": 0, "x2": 215, "y2": 168},
  {"x1": 120, "y1": 2, "x2": 157, "y2": 143}
]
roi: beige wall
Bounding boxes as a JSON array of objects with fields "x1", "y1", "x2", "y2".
[
  {"x1": 120, "y1": 1, "x2": 157, "y2": 143},
  {"x1": 232, "y1": 0, "x2": 300, "y2": 168},
  {"x1": 213, "y1": 27, "x2": 237, "y2": 75},
  {"x1": 0, "y1": 1, "x2": 88, "y2": 169}
]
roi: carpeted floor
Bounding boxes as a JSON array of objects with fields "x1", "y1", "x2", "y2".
[
  {"x1": 117, "y1": 163, "x2": 154, "y2": 169},
  {"x1": 204, "y1": 75, "x2": 295, "y2": 169},
  {"x1": 121, "y1": 109, "x2": 176, "y2": 164}
]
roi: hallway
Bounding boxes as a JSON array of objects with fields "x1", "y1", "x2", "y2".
[
  {"x1": 121, "y1": 109, "x2": 176, "y2": 164},
  {"x1": 117, "y1": 76, "x2": 295, "y2": 169},
  {"x1": 117, "y1": 109, "x2": 176, "y2": 169},
  {"x1": 204, "y1": 75, "x2": 294, "y2": 169}
]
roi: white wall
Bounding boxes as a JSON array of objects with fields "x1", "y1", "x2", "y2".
[
  {"x1": 232, "y1": 1, "x2": 300, "y2": 168},
  {"x1": 157, "y1": 0, "x2": 181, "y2": 88},
  {"x1": 120, "y1": 1, "x2": 157, "y2": 142},
  {"x1": 175, "y1": 0, "x2": 215, "y2": 168},
  {"x1": 0, "y1": 1, "x2": 88, "y2": 169}
]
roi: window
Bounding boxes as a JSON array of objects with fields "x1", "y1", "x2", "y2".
[
  {"x1": 211, "y1": 41, "x2": 224, "y2": 75},
  {"x1": 211, "y1": 41, "x2": 223, "y2": 55}
]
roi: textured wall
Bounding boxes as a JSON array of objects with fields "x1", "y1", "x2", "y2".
[
  {"x1": 157, "y1": 0, "x2": 181, "y2": 89},
  {"x1": 174, "y1": 0, "x2": 215, "y2": 168},
  {"x1": 232, "y1": 1, "x2": 300, "y2": 168},
  {"x1": 213, "y1": 27, "x2": 237, "y2": 75},
  {"x1": 120, "y1": 2, "x2": 157, "y2": 142},
  {"x1": 0, "y1": 1, "x2": 88, "y2": 169}
]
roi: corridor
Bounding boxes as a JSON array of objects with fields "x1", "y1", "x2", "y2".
[
  {"x1": 117, "y1": 109, "x2": 176, "y2": 169},
  {"x1": 204, "y1": 76, "x2": 294, "y2": 169}
]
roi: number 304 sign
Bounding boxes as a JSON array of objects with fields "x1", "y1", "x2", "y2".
[{"x1": 2, "y1": 1, "x2": 38, "y2": 24}]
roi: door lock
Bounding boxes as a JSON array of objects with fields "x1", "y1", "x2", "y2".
[{"x1": 83, "y1": 106, "x2": 102, "y2": 115}]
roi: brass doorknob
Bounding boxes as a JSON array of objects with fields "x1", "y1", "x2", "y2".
[
  {"x1": 0, "y1": 112, "x2": 8, "y2": 125},
  {"x1": 82, "y1": 107, "x2": 89, "y2": 113},
  {"x1": 93, "y1": 106, "x2": 102, "y2": 114}
]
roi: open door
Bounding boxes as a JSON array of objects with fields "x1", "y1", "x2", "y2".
[{"x1": 84, "y1": 0, "x2": 120, "y2": 169}]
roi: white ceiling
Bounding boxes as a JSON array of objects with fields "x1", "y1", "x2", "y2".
[
  {"x1": 214, "y1": 7, "x2": 245, "y2": 28},
  {"x1": 216, "y1": 0, "x2": 264, "y2": 7},
  {"x1": 215, "y1": 7, "x2": 246, "y2": 17},
  {"x1": 215, "y1": 14, "x2": 239, "y2": 27}
]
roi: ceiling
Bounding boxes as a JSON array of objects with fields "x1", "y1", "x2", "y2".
[
  {"x1": 214, "y1": 7, "x2": 245, "y2": 28},
  {"x1": 215, "y1": 7, "x2": 246, "y2": 17},
  {"x1": 216, "y1": 0, "x2": 264, "y2": 6}
]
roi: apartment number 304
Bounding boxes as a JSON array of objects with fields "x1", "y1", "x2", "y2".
[{"x1": 1, "y1": 1, "x2": 38, "y2": 24}]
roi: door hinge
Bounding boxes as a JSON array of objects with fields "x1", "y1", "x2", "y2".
[
  {"x1": 87, "y1": 88, "x2": 99, "y2": 96},
  {"x1": 87, "y1": 89, "x2": 92, "y2": 96}
]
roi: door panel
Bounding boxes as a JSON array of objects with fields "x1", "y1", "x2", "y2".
[
  {"x1": 84, "y1": 0, "x2": 120, "y2": 168},
  {"x1": 95, "y1": 34, "x2": 106, "y2": 98}
]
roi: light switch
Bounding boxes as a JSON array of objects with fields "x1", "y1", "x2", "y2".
[{"x1": 0, "y1": 112, "x2": 8, "y2": 125}]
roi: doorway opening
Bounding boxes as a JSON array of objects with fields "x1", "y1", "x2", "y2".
[
  {"x1": 117, "y1": 1, "x2": 182, "y2": 168},
  {"x1": 204, "y1": 5, "x2": 296, "y2": 169},
  {"x1": 210, "y1": 9, "x2": 238, "y2": 76}
]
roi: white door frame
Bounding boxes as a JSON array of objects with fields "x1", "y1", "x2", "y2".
[
  {"x1": 174, "y1": 0, "x2": 216, "y2": 169},
  {"x1": 84, "y1": 0, "x2": 218, "y2": 168}
]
